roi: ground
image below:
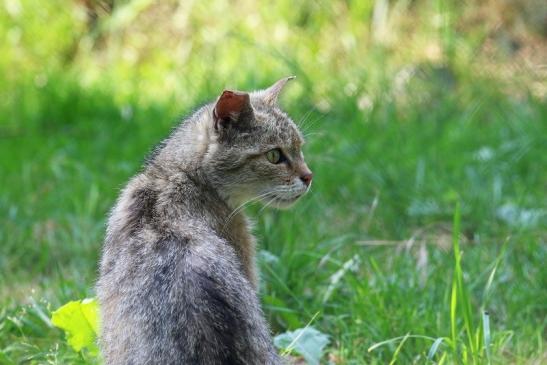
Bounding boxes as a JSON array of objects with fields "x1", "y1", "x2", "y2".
[{"x1": 1, "y1": 1, "x2": 546, "y2": 364}]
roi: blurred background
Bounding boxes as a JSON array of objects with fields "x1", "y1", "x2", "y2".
[{"x1": 1, "y1": 0, "x2": 546, "y2": 364}]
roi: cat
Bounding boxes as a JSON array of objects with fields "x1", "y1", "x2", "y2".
[{"x1": 96, "y1": 76, "x2": 313, "y2": 365}]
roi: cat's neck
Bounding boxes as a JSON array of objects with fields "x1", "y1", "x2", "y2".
[{"x1": 144, "y1": 167, "x2": 258, "y2": 287}]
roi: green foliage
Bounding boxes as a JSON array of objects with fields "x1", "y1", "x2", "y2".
[
  {"x1": 51, "y1": 298, "x2": 99, "y2": 354},
  {"x1": 274, "y1": 326, "x2": 330, "y2": 365},
  {"x1": 1, "y1": 0, "x2": 546, "y2": 364},
  {"x1": 449, "y1": 202, "x2": 483, "y2": 362},
  {"x1": 366, "y1": 204, "x2": 510, "y2": 363}
]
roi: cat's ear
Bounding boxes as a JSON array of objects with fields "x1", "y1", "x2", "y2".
[
  {"x1": 262, "y1": 76, "x2": 296, "y2": 106},
  {"x1": 213, "y1": 90, "x2": 253, "y2": 130}
]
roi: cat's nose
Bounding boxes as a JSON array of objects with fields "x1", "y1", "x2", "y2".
[{"x1": 300, "y1": 171, "x2": 313, "y2": 187}]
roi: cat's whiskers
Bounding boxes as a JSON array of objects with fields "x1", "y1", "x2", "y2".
[
  {"x1": 258, "y1": 195, "x2": 278, "y2": 214},
  {"x1": 302, "y1": 131, "x2": 324, "y2": 140},
  {"x1": 222, "y1": 189, "x2": 283, "y2": 232},
  {"x1": 299, "y1": 112, "x2": 325, "y2": 136},
  {"x1": 296, "y1": 108, "x2": 314, "y2": 131},
  {"x1": 225, "y1": 191, "x2": 273, "y2": 222},
  {"x1": 256, "y1": 184, "x2": 307, "y2": 214}
]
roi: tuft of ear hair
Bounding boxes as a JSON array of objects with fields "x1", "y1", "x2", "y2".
[
  {"x1": 213, "y1": 90, "x2": 252, "y2": 130},
  {"x1": 262, "y1": 76, "x2": 296, "y2": 106}
]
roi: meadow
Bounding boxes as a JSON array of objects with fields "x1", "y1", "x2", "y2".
[{"x1": 1, "y1": 1, "x2": 546, "y2": 364}]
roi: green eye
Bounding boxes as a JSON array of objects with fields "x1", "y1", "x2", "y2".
[{"x1": 266, "y1": 148, "x2": 283, "y2": 164}]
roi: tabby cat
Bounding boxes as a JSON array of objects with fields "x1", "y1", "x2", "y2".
[{"x1": 97, "y1": 77, "x2": 312, "y2": 364}]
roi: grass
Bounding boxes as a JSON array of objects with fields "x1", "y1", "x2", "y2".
[{"x1": 1, "y1": 1, "x2": 546, "y2": 364}]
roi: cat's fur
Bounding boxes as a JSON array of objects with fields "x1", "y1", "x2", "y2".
[{"x1": 96, "y1": 77, "x2": 312, "y2": 365}]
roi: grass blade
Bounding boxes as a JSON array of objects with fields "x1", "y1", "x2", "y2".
[
  {"x1": 280, "y1": 311, "x2": 320, "y2": 357},
  {"x1": 427, "y1": 337, "x2": 445, "y2": 361},
  {"x1": 451, "y1": 201, "x2": 478, "y2": 361},
  {"x1": 483, "y1": 311, "x2": 491, "y2": 364},
  {"x1": 389, "y1": 332, "x2": 410, "y2": 365},
  {"x1": 368, "y1": 335, "x2": 437, "y2": 352},
  {"x1": 482, "y1": 237, "x2": 509, "y2": 307},
  {"x1": 450, "y1": 272, "x2": 458, "y2": 352}
]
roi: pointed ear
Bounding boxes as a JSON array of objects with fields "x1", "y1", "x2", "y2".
[
  {"x1": 262, "y1": 76, "x2": 296, "y2": 106},
  {"x1": 213, "y1": 90, "x2": 253, "y2": 130}
]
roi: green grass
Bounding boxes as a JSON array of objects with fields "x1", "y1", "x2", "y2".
[{"x1": 1, "y1": 1, "x2": 546, "y2": 364}]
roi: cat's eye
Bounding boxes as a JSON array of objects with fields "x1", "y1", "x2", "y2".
[{"x1": 265, "y1": 148, "x2": 286, "y2": 164}]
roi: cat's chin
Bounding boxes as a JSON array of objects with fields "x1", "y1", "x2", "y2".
[{"x1": 265, "y1": 194, "x2": 304, "y2": 210}]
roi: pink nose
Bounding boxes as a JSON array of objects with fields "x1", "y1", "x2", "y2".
[{"x1": 300, "y1": 172, "x2": 313, "y2": 187}]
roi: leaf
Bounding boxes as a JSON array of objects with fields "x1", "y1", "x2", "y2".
[
  {"x1": 258, "y1": 250, "x2": 280, "y2": 265},
  {"x1": 274, "y1": 327, "x2": 329, "y2": 365},
  {"x1": 496, "y1": 203, "x2": 545, "y2": 228},
  {"x1": 427, "y1": 337, "x2": 445, "y2": 361},
  {"x1": 51, "y1": 298, "x2": 99, "y2": 353}
]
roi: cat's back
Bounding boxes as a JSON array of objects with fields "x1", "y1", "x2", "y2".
[
  {"x1": 98, "y1": 169, "x2": 219, "y2": 294},
  {"x1": 96, "y1": 173, "x2": 273, "y2": 365},
  {"x1": 97, "y1": 228, "x2": 248, "y2": 364},
  {"x1": 97, "y1": 226, "x2": 270, "y2": 364}
]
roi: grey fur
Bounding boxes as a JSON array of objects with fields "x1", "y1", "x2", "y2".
[{"x1": 96, "y1": 78, "x2": 312, "y2": 365}]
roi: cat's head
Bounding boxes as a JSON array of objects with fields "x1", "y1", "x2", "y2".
[{"x1": 204, "y1": 77, "x2": 312, "y2": 209}]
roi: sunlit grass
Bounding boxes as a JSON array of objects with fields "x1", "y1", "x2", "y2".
[{"x1": 1, "y1": 0, "x2": 546, "y2": 364}]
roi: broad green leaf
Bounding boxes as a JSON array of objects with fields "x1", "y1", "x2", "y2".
[
  {"x1": 51, "y1": 298, "x2": 99, "y2": 353},
  {"x1": 274, "y1": 327, "x2": 329, "y2": 365}
]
